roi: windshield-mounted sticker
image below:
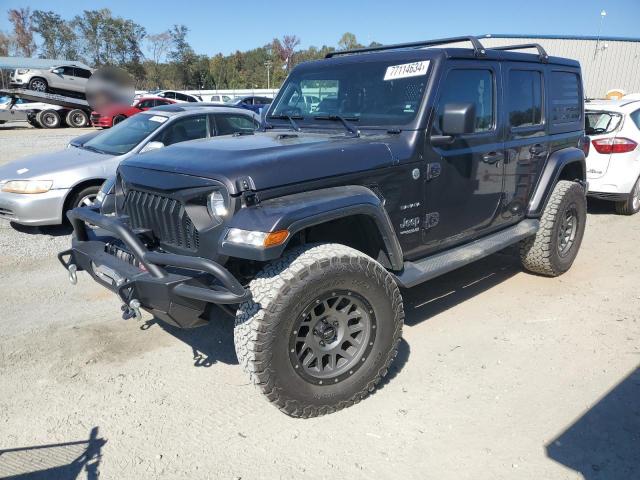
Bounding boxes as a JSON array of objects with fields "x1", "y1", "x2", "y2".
[
  {"x1": 384, "y1": 61, "x2": 430, "y2": 81},
  {"x1": 17, "y1": 168, "x2": 28, "y2": 175},
  {"x1": 148, "y1": 115, "x2": 168, "y2": 123}
]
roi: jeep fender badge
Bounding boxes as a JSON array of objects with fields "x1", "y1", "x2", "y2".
[{"x1": 411, "y1": 168, "x2": 420, "y2": 180}]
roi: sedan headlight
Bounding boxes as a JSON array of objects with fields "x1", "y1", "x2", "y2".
[
  {"x1": 207, "y1": 189, "x2": 228, "y2": 221},
  {"x1": 1, "y1": 180, "x2": 53, "y2": 194}
]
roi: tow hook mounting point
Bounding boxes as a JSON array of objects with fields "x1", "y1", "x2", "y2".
[{"x1": 122, "y1": 299, "x2": 142, "y2": 321}]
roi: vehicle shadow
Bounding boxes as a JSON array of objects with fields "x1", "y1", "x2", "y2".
[
  {"x1": 546, "y1": 366, "x2": 640, "y2": 479},
  {"x1": 402, "y1": 247, "x2": 521, "y2": 326},
  {"x1": 143, "y1": 308, "x2": 411, "y2": 385},
  {"x1": 0, "y1": 427, "x2": 106, "y2": 480},
  {"x1": 143, "y1": 307, "x2": 239, "y2": 367},
  {"x1": 9, "y1": 221, "x2": 72, "y2": 237},
  {"x1": 587, "y1": 197, "x2": 617, "y2": 215}
]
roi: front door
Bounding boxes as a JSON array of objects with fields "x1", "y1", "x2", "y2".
[{"x1": 421, "y1": 62, "x2": 505, "y2": 253}]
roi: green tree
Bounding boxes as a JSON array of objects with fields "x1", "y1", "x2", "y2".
[
  {"x1": 31, "y1": 10, "x2": 78, "y2": 59},
  {"x1": 8, "y1": 7, "x2": 35, "y2": 56},
  {"x1": 337, "y1": 32, "x2": 363, "y2": 51}
]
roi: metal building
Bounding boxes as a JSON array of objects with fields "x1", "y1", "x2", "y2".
[{"x1": 481, "y1": 34, "x2": 640, "y2": 99}]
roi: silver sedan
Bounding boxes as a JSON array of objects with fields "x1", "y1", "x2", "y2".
[{"x1": 0, "y1": 105, "x2": 259, "y2": 226}]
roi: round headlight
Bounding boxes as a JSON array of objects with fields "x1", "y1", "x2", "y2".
[{"x1": 207, "y1": 189, "x2": 228, "y2": 220}]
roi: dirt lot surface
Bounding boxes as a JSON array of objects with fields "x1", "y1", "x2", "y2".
[{"x1": 0, "y1": 126, "x2": 638, "y2": 479}]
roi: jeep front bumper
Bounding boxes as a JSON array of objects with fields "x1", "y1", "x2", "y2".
[{"x1": 58, "y1": 208, "x2": 251, "y2": 328}]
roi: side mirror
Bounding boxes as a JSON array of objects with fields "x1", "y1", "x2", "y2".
[
  {"x1": 51, "y1": 67, "x2": 63, "y2": 74},
  {"x1": 441, "y1": 102, "x2": 476, "y2": 136},
  {"x1": 140, "y1": 141, "x2": 164, "y2": 153}
]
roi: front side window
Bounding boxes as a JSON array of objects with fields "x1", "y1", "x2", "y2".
[
  {"x1": 83, "y1": 114, "x2": 167, "y2": 155},
  {"x1": 436, "y1": 69, "x2": 494, "y2": 133},
  {"x1": 270, "y1": 57, "x2": 430, "y2": 127},
  {"x1": 508, "y1": 70, "x2": 543, "y2": 128},
  {"x1": 156, "y1": 115, "x2": 208, "y2": 146}
]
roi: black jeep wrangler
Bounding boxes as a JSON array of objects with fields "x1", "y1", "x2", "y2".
[{"x1": 59, "y1": 36, "x2": 588, "y2": 418}]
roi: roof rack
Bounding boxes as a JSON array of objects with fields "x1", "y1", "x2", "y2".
[
  {"x1": 326, "y1": 36, "x2": 487, "y2": 58},
  {"x1": 490, "y1": 43, "x2": 549, "y2": 63}
]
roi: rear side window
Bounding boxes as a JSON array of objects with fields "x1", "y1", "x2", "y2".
[
  {"x1": 214, "y1": 114, "x2": 258, "y2": 135},
  {"x1": 157, "y1": 115, "x2": 208, "y2": 146},
  {"x1": 549, "y1": 72, "x2": 581, "y2": 126},
  {"x1": 74, "y1": 68, "x2": 92, "y2": 79},
  {"x1": 436, "y1": 69, "x2": 494, "y2": 133},
  {"x1": 508, "y1": 70, "x2": 543, "y2": 128},
  {"x1": 631, "y1": 109, "x2": 640, "y2": 130}
]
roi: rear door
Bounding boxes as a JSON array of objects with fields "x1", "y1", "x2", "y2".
[
  {"x1": 422, "y1": 62, "x2": 505, "y2": 252},
  {"x1": 500, "y1": 64, "x2": 548, "y2": 225},
  {"x1": 73, "y1": 68, "x2": 92, "y2": 91}
]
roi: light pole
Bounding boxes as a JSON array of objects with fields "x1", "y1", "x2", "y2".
[
  {"x1": 264, "y1": 61, "x2": 272, "y2": 90},
  {"x1": 594, "y1": 9, "x2": 607, "y2": 59}
]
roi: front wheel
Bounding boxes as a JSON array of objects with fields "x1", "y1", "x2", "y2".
[
  {"x1": 28, "y1": 77, "x2": 48, "y2": 92},
  {"x1": 234, "y1": 243, "x2": 404, "y2": 418},
  {"x1": 615, "y1": 176, "x2": 640, "y2": 216},
  {"x1": 520, "y1": 180, "x2": 586, "y2": 276}
]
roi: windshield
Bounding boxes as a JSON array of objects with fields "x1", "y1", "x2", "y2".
[
  {"x1": 269, "y1": 57, "x2": 430, "y2": 128},
  {"x1": 83, "y1": 114, "x2": 167, "y2": 155},
  {"x1": 585, "y1": 111, "x2": 622, "y2": 135}
]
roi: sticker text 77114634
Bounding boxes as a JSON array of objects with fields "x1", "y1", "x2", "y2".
[{"x1": 383, "y1": 61, "x2": 430, "y2": 81}]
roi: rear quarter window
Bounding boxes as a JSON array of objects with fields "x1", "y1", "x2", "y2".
[{"x1": 549, "y1": 71, "x2": 582, "y2": 127}]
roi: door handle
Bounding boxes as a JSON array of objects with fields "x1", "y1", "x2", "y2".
[
  {"x1": 482, "y1": 151, "x2": 504, "y2": 164},
  {"x1": 529, "y1": 144, "x2": 546, "y2": 156}
]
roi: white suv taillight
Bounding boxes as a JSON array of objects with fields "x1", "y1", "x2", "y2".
[{"x1": 592, "y1": 137, "x2": 638, "y2": 154}]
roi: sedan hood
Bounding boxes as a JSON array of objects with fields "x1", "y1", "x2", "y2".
[
  {"x1": 121, "y1": 131, "x2": 400, "y2": 194},
  {"x1": 0, "y1": 147, "x2": 112, "y2": 184}
]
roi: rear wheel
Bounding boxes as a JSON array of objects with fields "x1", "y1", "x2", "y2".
[
  {"x1": 28, "y1": 77, "x2": 48, "y2": 92},
  {"x1": 520, "y1": 180, "x2": 586, "y2": 276},
  {"x1": 65, "y1": 109, "x2": 89, "y2": 128},
  {"x1": 615, "y1": 176, "x2": 640, "y2": 215},
  {"x1": 234, "y1": 243, "x2": 404, "y2": 418},
  {"x1": 36, "y1": 109, "x2": 61, "y2": 129}
]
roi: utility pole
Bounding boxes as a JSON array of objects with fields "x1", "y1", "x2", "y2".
[
  {"x1": 264, "y1": 61, "x2": 273, "y2": 90},
  {"x1": 594, "y1": 9, "x2": 607, "y2": 60}
]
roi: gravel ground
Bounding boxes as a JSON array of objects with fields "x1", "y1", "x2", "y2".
[{"x1": 0, "y1": 128, "x2": 638, "y2": 479}]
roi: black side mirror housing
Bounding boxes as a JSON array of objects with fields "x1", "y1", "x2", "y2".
[{"x1": 441, "y1": 102, "x2": 476, "y2": 136}]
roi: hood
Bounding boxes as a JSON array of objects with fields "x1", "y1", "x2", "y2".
[
  {"x1": 0, "y1": 147, "x2": 112, "y2": 184},
  {"x1": 121, "y1": 131, "x2": 403, "y2": 194}
]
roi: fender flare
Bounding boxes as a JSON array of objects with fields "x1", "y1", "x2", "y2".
[
  {"x1": 219, "y1": 185, "x2": 404, "y2": 270},
  {"x1": 527, "y1": 147, "x2": 586, "y2": 218}
]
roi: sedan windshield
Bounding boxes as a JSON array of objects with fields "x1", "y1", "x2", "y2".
[
  {"x1": 269, "y1": 57, "x2": 430, "y2": 128},
  {"x1": 83, "y1": 114, "x2": 167, "y2": 155}
]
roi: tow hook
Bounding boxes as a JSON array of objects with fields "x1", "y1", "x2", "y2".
[
  {"x1": 121, "y1": 299, "x2": 142, "y2": 321},
  {"x1": 68, "y1": 264, "x2": 78, "y2": 285}
]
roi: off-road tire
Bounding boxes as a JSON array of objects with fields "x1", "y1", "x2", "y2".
[
  {"x1": 234, "y1": 243, "x2": 404, "y2": 418},
  {"x1": 614, "y1": 176, "x2": 640, "y2": 216},
  {"x1": 112, "y1": 114, "x2": 127, "y2": 126},
  {"x1": 520, "y1": 180, "x2": 586, "y2": 276},
  {"x1": 36, "y1": 109, "x2": 61, "y2": 129},
  {"x1": 28, "y1": 77, "x2": 48, "y2": 92},
  {"x1": 66, "y1": 109, "x2": 89, "y2": 128}
]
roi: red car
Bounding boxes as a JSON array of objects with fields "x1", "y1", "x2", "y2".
[{"x1": 90, "y1": 96, "x2": 176, "y2": 128}]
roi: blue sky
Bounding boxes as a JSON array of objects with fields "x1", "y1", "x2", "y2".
[{"x1": 1, "y1": 0, "x2": 638, "y2": 56}]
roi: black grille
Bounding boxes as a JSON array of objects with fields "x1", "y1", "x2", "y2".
[{"x1": 124, "y1": 190, "x2": 200, "y2": 250}]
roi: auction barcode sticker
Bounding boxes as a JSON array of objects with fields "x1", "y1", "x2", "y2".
[
  {"x1": 383, "y1": 61, "x2": 430, "y2": 81},
  {"x1": 149, "y1": 115, "x2": 168, "y2": 123}
]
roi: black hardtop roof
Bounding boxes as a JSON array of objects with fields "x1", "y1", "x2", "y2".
[{"x1": 317, "y1": 36, "x2": 580, "y2": 68}]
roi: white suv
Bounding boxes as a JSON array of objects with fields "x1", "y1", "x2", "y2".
[
  {"x1": 10, "y1": 65, "x2": 93, "y2": 94},
  {"x1": 585, "y1": 99, "x2": 640, "y2": 215}
]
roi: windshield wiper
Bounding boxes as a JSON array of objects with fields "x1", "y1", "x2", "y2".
[
  {"x1": 267, "y1": 114, "x2": 303, "y2": 132},
  {"x1": 313, "y1": 115, "x2": 360, "y2": 137}
]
